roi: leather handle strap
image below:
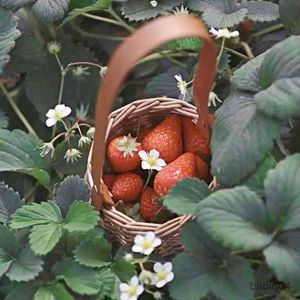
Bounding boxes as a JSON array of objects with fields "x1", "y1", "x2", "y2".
[{"x1": 91, "y1": 15, "x2": 217, "y2": 210}]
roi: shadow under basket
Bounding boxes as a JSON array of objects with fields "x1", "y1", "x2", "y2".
[{"x1": 85, "y1": 97, "x2": 205, "y2": 256}]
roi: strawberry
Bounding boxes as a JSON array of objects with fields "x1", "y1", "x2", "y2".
[
  {"x1": 111, "y1": 172, "x2": 143, "y2": 202},
  {"x1": 182, "y1": 117, "x2": 211, "y2": 158},
  {"x1": 102, "y1": 174, "x2": 116, "y2": 189},
  {"x1": 107, "y1": 134, "x2": 142, "y2": 172},
  {"x1": 154, "y1": 152, "x2": 197, "y2": 196},
  {"x1": 195, "y1": 156, "x2": 209, "y2": 181},
  {"x1": 142, "y1": 115, "x2": 183, "y2": 163},
  {"x1": 138, "y1": 127, "x2": 152, "y2": 141},
  {"x1": 239, "y1": 19, "x2": 253, "y2": 41},
  {"x1": 140, "y1": 187, "x2": 160, "y2": 222}
]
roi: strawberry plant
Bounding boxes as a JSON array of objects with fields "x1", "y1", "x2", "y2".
[{"x1": 0, "y1": 0, "x2": 300, "y2": 299}]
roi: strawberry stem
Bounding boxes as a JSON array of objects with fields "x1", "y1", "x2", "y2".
[{"x1": 143, "y1": 170, "x2": 153, "y2": 190}]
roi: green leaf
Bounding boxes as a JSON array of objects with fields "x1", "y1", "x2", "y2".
[
  {"x1": 74, "y1": 235, "x2": 111, "y2": 267},
  {"x1": 34, "y1": 283, "x2": 74, "y2": 300},
  {"x1": 176, "y1": 37, "x2": 201, "y2": 50},
  {"x1": 0, "y1": 8, "x2": 21, "y2": 75},
  {"x1": 0, "y1": 181, "x2": 23, "y2": 224},
  {"x1": 10, "y1": 201, "x2": 62, "y2": 229},
  {"x1": 4, "y1": 283, "x2": 35, "y2": 300},
  {"x1": 0, "y1": 110, "x2": 8, "y2": 128},
  {"x1": 279, "y1": 0, "x2": 300, "y2": 34},
  {"x1": 170, "y1": 221, "x2": 254, "y2": 300},
  {"x1": 187, "y1": 0, "x2": 247, "y2": 28},
  {"x1": 243, "y1": 154, "x2": 277, "y2": 195},
  {"x1": 62, "y1": 0, "x2": 112, "y2": 25},
  {"x1": 244, "y1": 1, "x2": 279, "y2": 22},
  {"x1": 52, "y1": 258, "x2": 102, "y2": 295},
  {"x1": 112, "y1": 260, "x2": 136, "y2": 282},
  {"x1": 255, "y1": 36, "x2": 300, "y2": 120},
  {"x1": 196, "y1": 187, "x2": 272, "y2": 251},
  {"x1": 97, "y1": 267, "x2": 119, "y2": 300},
  {"x1": 264, "y1": 154, "x2": 300, "y2": 230},
  {"x1": 121, "y1": 0, "x2": 184, "y2": 21},
  {"x1": 211, "y1": 91, "x2": 280, "y2": 185},
  {"x1": 164, "y1": 178, "x2": 210, "y2": 215},
  {"x1": 29, "y1": 223, "x2": 63, "y2": 255},
  {"x1": 31, "y1": 0, "x2": 69, "y2": 21},
  {"x1": 0, "y1": 129, "x2": 50, "y2": 186},
  {"x1": 64, "y1": 201, "x2": 99, "y2": 232},
  {"x1": 0, "y1": 0, "x2": 33, "y2": 10},
  {"x1": 263, "y1": 230, "x2": 300, "y2": 291},
  {"x1": 6, "y1": 246, "x2": 43, "y2": 282},
  {"x1": 54, "y1": 175, "x2": 90, "y2": 217}
]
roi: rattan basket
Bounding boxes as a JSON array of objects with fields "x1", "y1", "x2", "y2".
[{"x1": 85, "y1": 15, "x2": 217, "y2": 256}]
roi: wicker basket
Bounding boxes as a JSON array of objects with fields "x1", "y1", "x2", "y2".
[{"x1": 85, "y1": 15, "x2": 217, "y2": 256}]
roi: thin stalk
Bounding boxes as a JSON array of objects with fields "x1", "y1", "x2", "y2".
[
  {"x1": 240, "y1": 41, "x2": 255, "y2": 60},
  {"x1": 0, "y1": 83, "x2": 37, "y2": 136},
  {"x1": 143, "y1": 170, "x2": 153, "y2": 190},
  {"x1": 67, "y1": 61, "x2": 103, "y2": 70},
  {"x1": 252, "y1": 23, "x2": 284, "y2": 39},
  {"x1": 82, "y1": 12, "x2": 122, "y2": 27},
  {"x1": 224, "y1": 47, "x2": 249, "y2": 60},
  {"x1": 217, "y1": 37, "x2": 226, "y2": 64},
  {"x1": 108, "y1": 6, "x2": 135, "y2": 33}
]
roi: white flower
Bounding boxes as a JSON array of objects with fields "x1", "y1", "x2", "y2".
[
  {"x1": 174, "y1": 74, "x2": 188, "y2": 98},
  {"x1": 100, "y1": 66, "x2": 108, "y2": 78},
  {"x1": 208, "y1": 91, "x2": 222, "y2": 107},
  {"x1": 47, "y1": 41, "x2": 61, "y2": 54},
  {"x1": 138, "y1": 149, "x2": 166, "y2": 171},
  {"x1": 46, "y1": 104, "x2": 72, "y2": 127},
  {"x1": 78, "y1": 136, "x2": 91, "y2": 148},
  {"x1": 153, "y1": 291, "x2": 163, "y2": 300},
  {"x1": 132, "y1": 232, "x2": 162, "y2": 255},
  {"x1": 209, "y1": 27, "x2": 240, "y2": 39},
  {"x1": 39, "y1": 142, "x2": 55, "y2": 158},
  {"x1": 150, "y1": 0, "x2": 158, "y2": 7},
  {"x1": 124, "y1": 253, "x2": 134, "y2": 262},
  {"x1": 119, "y1": 276, "x2": 144, "y2": 300},
  {"x1": 173, "y1": 5, "x2": 189, "y2": 15},
  {"x1": 87, "y1": 127, "x2": 95, "y2": 139},
  {"x1": 64, "y1": 148, "x2": 82, "y2": 163},
  {"x1": 72, "y1": 66, "x2": 90, "y2": 77},
  {"x1": 152, "y1": 262, "x2": 174, "y2": 288}
]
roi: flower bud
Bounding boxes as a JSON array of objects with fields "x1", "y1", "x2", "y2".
[{"x1": 48, "y1": 41, "x2": 62, "y2": 54}]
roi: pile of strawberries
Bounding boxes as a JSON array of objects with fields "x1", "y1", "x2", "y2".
[{"x1": 103, "y1": 115, "x2": 212, "y2": 222}]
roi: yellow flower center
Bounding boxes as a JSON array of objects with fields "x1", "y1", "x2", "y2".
[
  {"x1": 54, "y1": 111, "x2": 63, "y2": 119},
  {"x1": 128, "y1": 286, "x2": 137, "y2": 296},
  {"x1": 147, "y1": 157, "x2": 157, "y2": 167},
  {"x1": 157, "y1": 270, "x2": 167, "y2": 280},
  {"x1": 142, "y1": 239, "x2": 153, "y2": 250}
]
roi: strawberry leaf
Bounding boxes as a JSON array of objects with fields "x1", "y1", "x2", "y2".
[
  {"x1": 279, "y1": 0, "x2": 300, "y2": 34},
  {"x1": 34, "y1": 283, "x2": 74, "y2": 300}
]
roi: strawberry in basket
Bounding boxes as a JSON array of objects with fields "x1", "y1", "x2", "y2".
[{"x1": 107, "y1": 134, "x2": 142, "y2": 172}]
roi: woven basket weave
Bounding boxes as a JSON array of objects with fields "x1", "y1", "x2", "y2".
[{"x1": 85, "y1": 15, "x2": 217, "y2": 256}]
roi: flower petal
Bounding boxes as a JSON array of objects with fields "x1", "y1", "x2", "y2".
[
  {"x1": 166, "y1": 272, "x2": 174, "y2": 283},
  {"x1": 154, "y1": 262, "x2": 163, "y2": 273},
  {"x1": 136, "y1": 285, "x2": 144, "y2": 295},
  {"x1": 46, "y1": 118, "x2": 57, "y2": 127},
  {"x1": 119, "y1": 283, "x2": 129, "y2": 292},
  {"x1": 143, "y1": 248, "x2": 154, "y2": 255},
  {"x1": 46, "y1": 109, "x2": 55, "y2": 118},
  {"x1": 230, "y1": 31, "x2": 240, "y2": 38},
  {"x1": 121, "y1": 293, "x2": 129, "y2": 300},
  {"x1": 156, "y1": 280, "x2": 167, "y2": 288},
  {"x1": 152, "y1": 165, "x2": 162, "y2": 171},
  {"x1": 145, "y1": 232, "x2": 155, "y2": 241},
  {"x1": 152, "y1": 237, "x2": 162, "y2": 248},
  {"x1": 156, "y1": 158, "x2": 166, "y2": 167},
  {"x1": 138, "y1": 150, "x2": 148, "y2": 160},
  {"x1": 164, "y1": 262, "x2": 172, "y2": 272},
  {"x1": 174, "y1": 74, "x2": 182, "y2": 82},
  {"x1": 141, "y1": 161, "x2": 151, "y2": 170},
  {"x1": 149, "y1": 149, "x2": 159, "y2": 159},
  {"x1": 134, "y1": 235, "x2": 144, "y2": 245},
  {"x1": 130, "y1": 276, "x2": 139, "y2": 286},
  {"x1": 62, "y1": 106, "x2": 72, "y2": 117},
  {"x1": 132, "y1": 245, "x2": 143, "y2": 253}
]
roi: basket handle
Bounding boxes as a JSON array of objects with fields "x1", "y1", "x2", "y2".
[{"x1": 90, "y1": 15, "x2": 217, "y2": 210}]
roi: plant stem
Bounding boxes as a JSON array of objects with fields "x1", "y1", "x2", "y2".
[
  {"x1": 252, "y1": 23, "x2": 284, "y2": 38},
  {"x1": 0, "y1": 83, "x2": 37, "y2": 136},
  {"x1": 82, "y1": 13, "x2": 122, "y2": 26},
  {"x1": 224, "y1": 47, "x2": 249, "y2": 60},
  {"x1": 143, "y1": 170, "x2": 153, "y2": 190},
  {"x1": 217, "y1": 37, "x2": 226, "y2": 64},
  {"x1": 240, "y1": 41, "x2": 255, "y2": 60},
  {"x1": 108, "y1": 6, "x2": 135, "y2": 33},
  {"x1": 67, "y1": 61, "x2": 103, "y2": 70}
]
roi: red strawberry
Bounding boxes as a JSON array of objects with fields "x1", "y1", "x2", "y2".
[
  {"x1": 140, "y1": 187, "x2": 160, "y2": 222},
  {"x1": 111, "y1": 172, "x2": 143, "y2": 202},
  {"x1": 195, "y1": 156, "x2": 209, "y2": 181},
  {"x1": 142, "y1": 115, "x2": 183, "y2": 163},
  {"x1": 239, "y1": 19, "x2": 253, "y2": 41},
  {"x1": 138, "y1": 127, "x2": 152, "y2": 141},
  {"x1": 182, "y1": 117, "x2": 211, "y2": 158},
  {"x1": 102, "y1": 174, "x2": 116, "y2": 189},
  {"x1": 154, "y1": 152, "x2": 197, "y2": 196},
  {"x1": 107, "y1": 134, "x2": 142, "y2": 172}
]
